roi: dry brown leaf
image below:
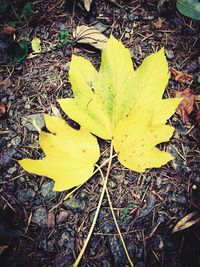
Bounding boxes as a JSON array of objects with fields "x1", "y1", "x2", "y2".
[
  {"x1": 172, "y1": 211, "x2": 200, "y2": 233},
  {"x1": 83, "y1": 0, "x2": 92, "y2": 11},
  {"x1": 175, "y1": 88, "x2": 195, "y2": 123},
  {"x1": 171, "y1": 67, "x2": 193, "y2": 84},
  {"x1": 73, "y1": 25, "x2": 108, "y2": 50}
]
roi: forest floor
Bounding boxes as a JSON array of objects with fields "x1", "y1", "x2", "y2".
[{"x1": 0, "y1": 0, "x2": 200, "y2": 266}]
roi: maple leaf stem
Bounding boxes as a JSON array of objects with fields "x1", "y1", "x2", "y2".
[
  {"x1": 73, "y1": 141, "x2": 114, "y2": 267},
  {"x1": 97, "y1": 166, "x2": 134, "y2": 267}
]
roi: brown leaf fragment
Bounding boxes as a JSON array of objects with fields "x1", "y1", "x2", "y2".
[
  {"x1": 0, "y1": 245, "x2": 8, "y2": 255},
  {"x1": 73, "y1": 25, "x2": 108, "y2": 50},
  {"x1": 175, "y1": 88, "x2": 195, "y2": 123},
  {"x1": 172, "y1": 211, "x2": 200, "y2": 233},
  {"x1": 196, "y1": 109, "x2": 200, "y2": 126},
  {"x1": 171, "y1": 67, "x2": 193, "y2": 84}
]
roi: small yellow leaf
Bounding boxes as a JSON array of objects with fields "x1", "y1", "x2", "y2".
[
  {"x1": 19, "y1": 115, "x2": 100, "y2": 191},
  {"x1": 31, "y1": 37, "x2": 42, "y2": 53}
]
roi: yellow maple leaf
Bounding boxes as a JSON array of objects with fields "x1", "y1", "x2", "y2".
[
  {"x1": 59, "y1": 36, "x2": 181, "y2": 172},
  {"x1": 19, "y1": 114, "x2": 100, "y2": 191},
  {"x1": 19, "y1": 36, "x2": 181, "y2": 192}
]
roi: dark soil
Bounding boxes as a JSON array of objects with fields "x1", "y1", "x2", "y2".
[{"x1": 0, "y1": 0, "x2": 200, "y2": 266}]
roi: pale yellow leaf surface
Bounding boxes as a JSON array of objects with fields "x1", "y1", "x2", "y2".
[
  {"x1": 59, "y1": 36, "x2": 135, "y2": 139},
  {"x1": 31, "y1": 37, "x2": 42, "y2": 53},
  {"x1": 113, "y1": 99, "x2": 181, "y2": 172},
  {"x1": 59, "y1": 36, "x2": 181, "y2": 172},
  {"x1": 19, "y1": 114, "x2": 100, "y2": 191}
]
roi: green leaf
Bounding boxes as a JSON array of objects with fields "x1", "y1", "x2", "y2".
[
  {"x1": 14, "y1": 39, "x2": 29, "y2": 63},
  {"x1": 176, "y1": 0, "x2": 200, "y2": 20},
  {"x1": 60, "y1": 30, "x2": 69, "y2": 44},
  {"x1": 21, "y1": 2, "x2": 33, "y2": 20}
]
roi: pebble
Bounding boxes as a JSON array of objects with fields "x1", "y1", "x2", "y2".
[
  {"x1": 102, "y1": 222, "x2": 115, "y2": 234},
  {"x1": 136, "y1": 195, "x2": 156, "y2": 219},
  {"x1": 108, "y1": 180, "x2": 117, "y2": 189},
  {"x1": 24, "y1": 102, "x2": 31, "y2": 109},
  {"x1": 58, "y1": 230, "x2": 75, "y2": 252},
  {"x1": 165, "y1": 49, "x2": 174, "y2": 60},
  {"x1": 40, "y1": 180, "x2": 58, "y2": 200},
  {"x1": 168, "y1": 194, "x2": 187, "y2": 204},
  {"x1": 143, "y1": 15, "x2": 155, "y2": 20},
  {"x1": 128, "y1": 14, "x2": 139, "y2": 21},
  {"x1": 167, "y1": 145, "x2": 187, "y2": 174},
  {"x1": 58, "y1": 232, "x2": 70, "y2": 247},
  {"x1": 46, "y1": 212, "x2": 55, "y2": 227},
  {"x1": 7, "y1": 166, "x2": 17, "y2": 175},
  {"x1": 186, "y1": 61, "x2": 198, "y2": 72},
  {"x1": 63, "y1": 197, "x2": 85, "y2": 212},
  {"x1": 32, "y1": 207, "x2": 47, "y2": 226},
  {"x1": 56, "y1": 210, "x2": 69, "y2": 224},
  {"x1": 21, "y1": 113, "x2": 45, "y2": 132},
  {"x1": 17, "y1": 188, "x2": 36, "y2": 203},
  {"x1": 124, "y1": 32, "x2": 130, "y2": 39},
  {"x1": 140, "y1": 41, "x2": 148, "y2": 47},
  {"x1": 11, "y1": 136, "x2": 21, "y2": 146},
  {"x1": 0, "y1": 147, "x2": 16, "y2": 169},
  {"x1": 93, "y1": 22, "x2": 108, "y2": 32}
]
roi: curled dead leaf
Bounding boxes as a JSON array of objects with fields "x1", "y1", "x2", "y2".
[
  {"x1": 73, "y1": 25, "x2": 108, "y2": 50},
  {"x1": 172, "y1": 211, "x2": 200, "y2": 233},
  {"x1": 175, "y1": 88, "x2": 195, "y2": 123},
  {"x1": 171, "y1": 67, "x2": 193, "y2": 84}
]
